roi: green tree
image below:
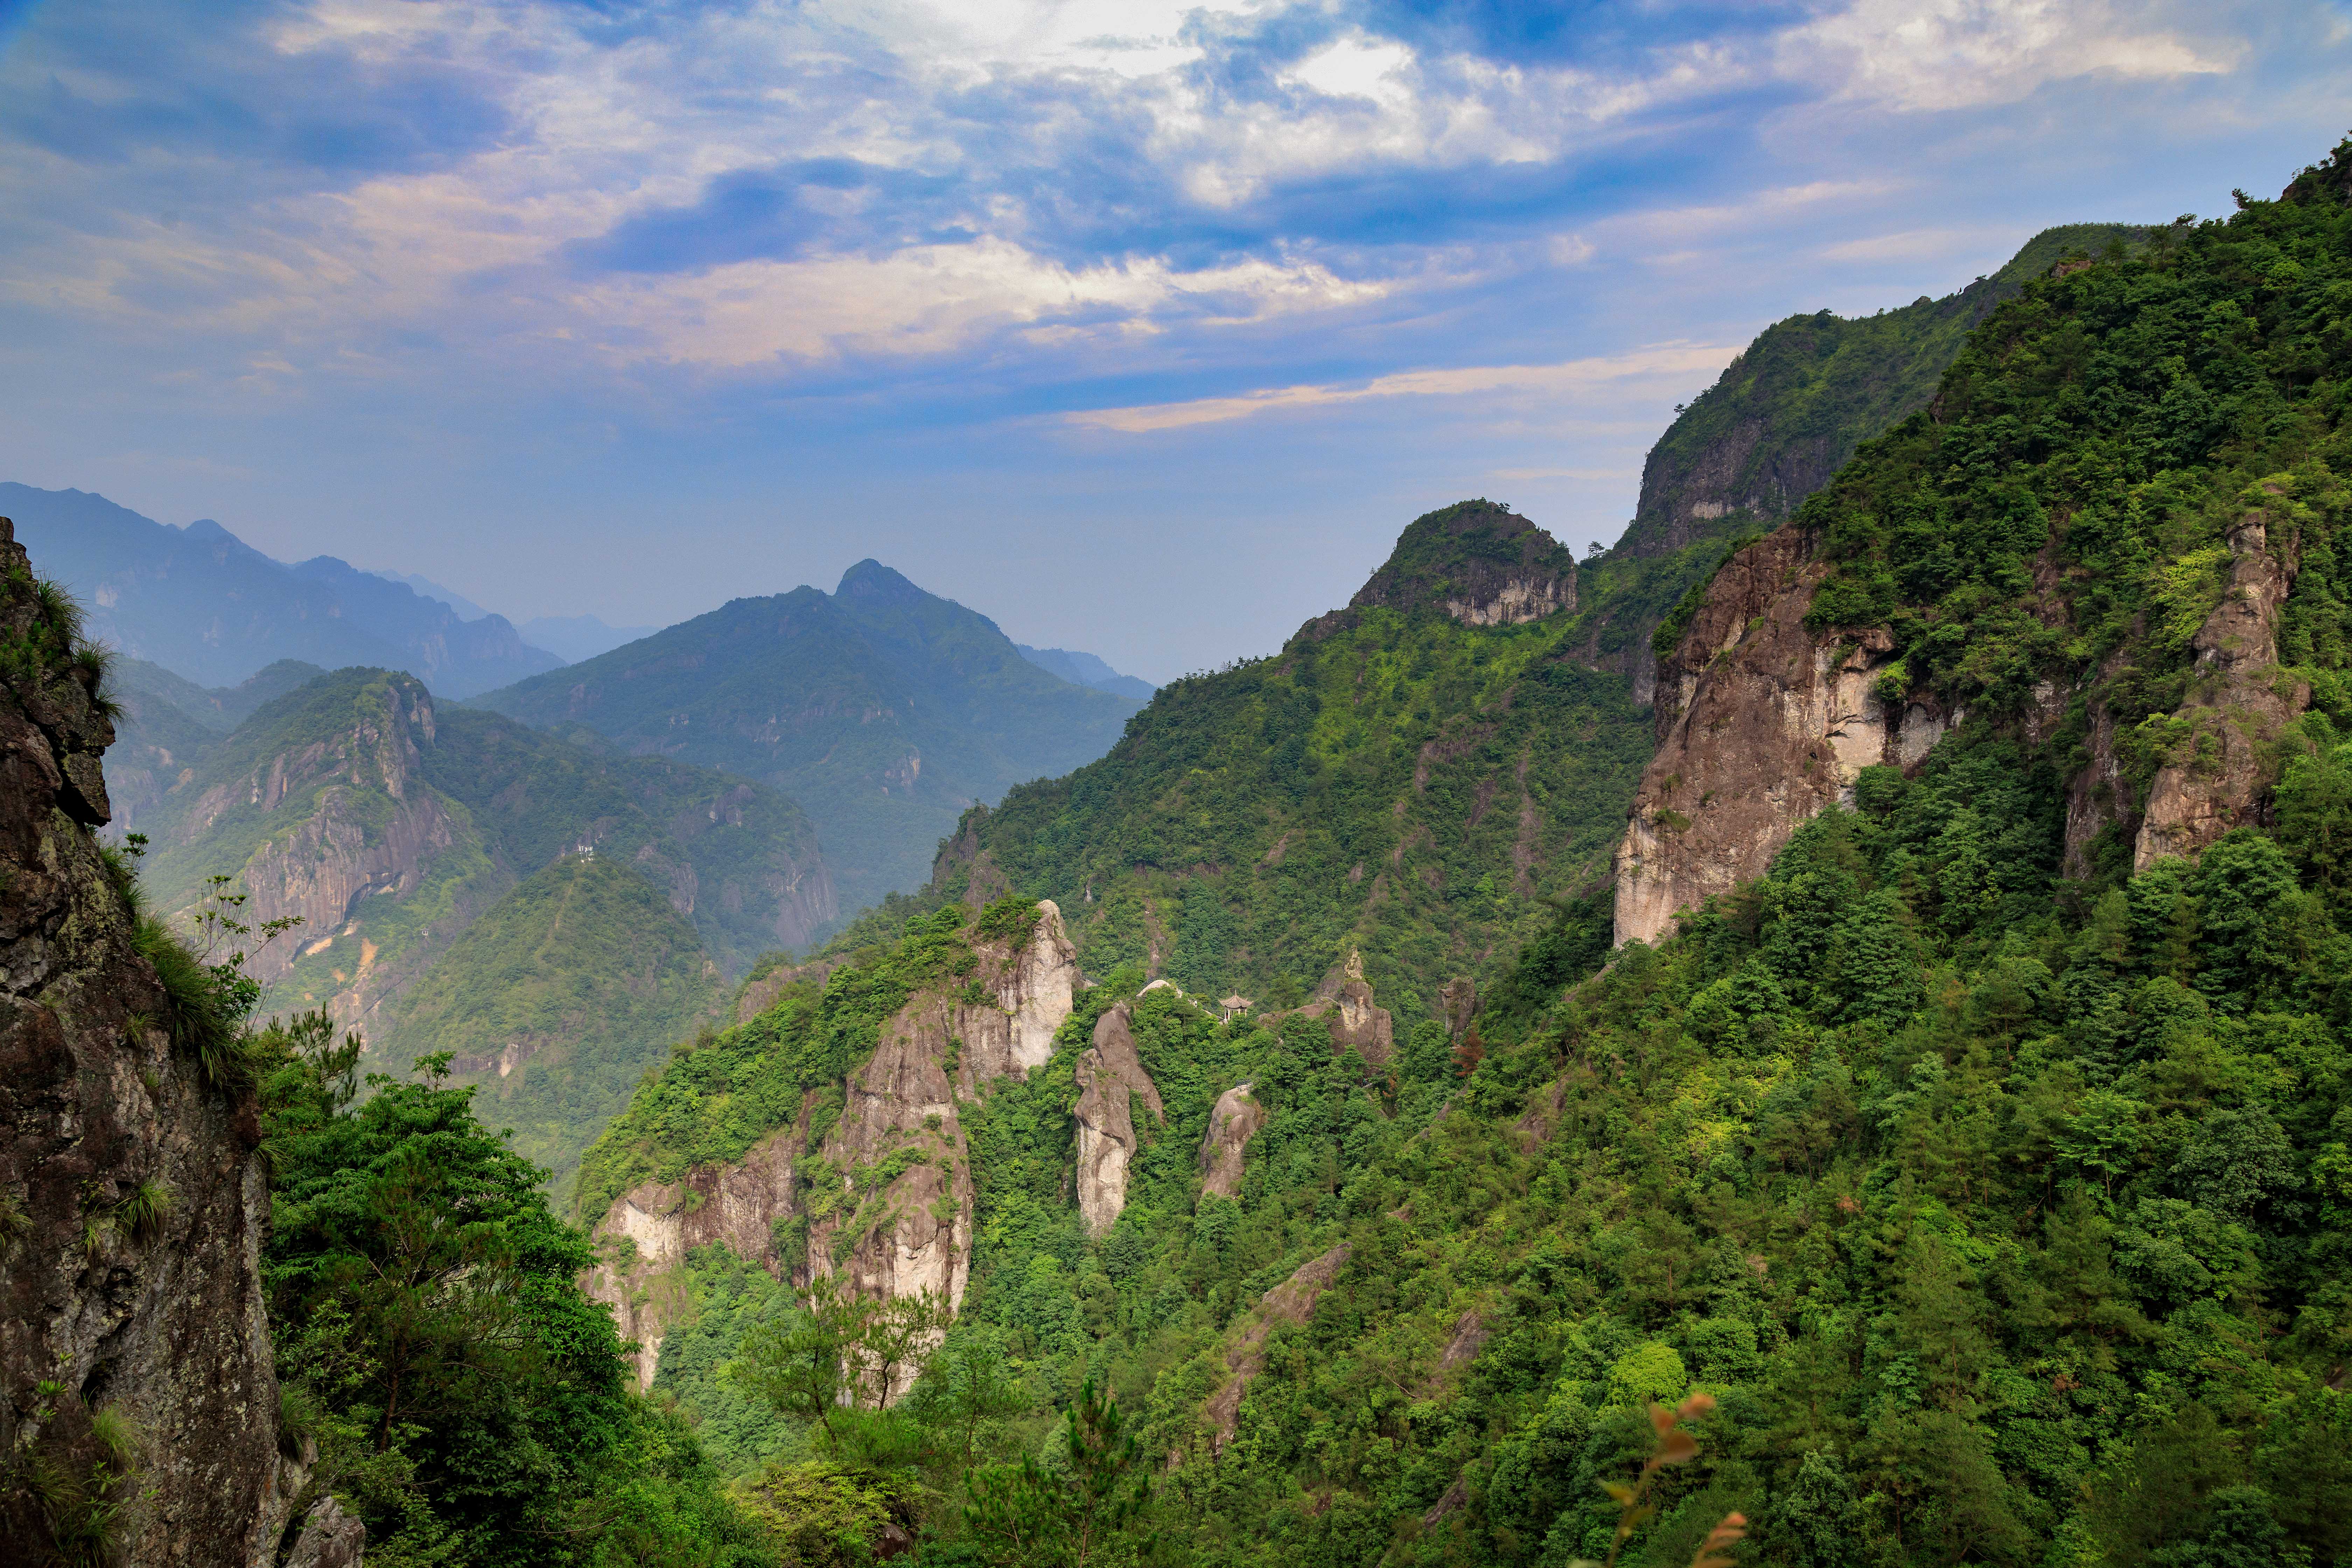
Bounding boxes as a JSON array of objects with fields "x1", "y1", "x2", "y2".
[
  {"x1": 734, "y1": 1274, "x2": 879, "y2": 1448},
  {"x1": 963, "y1": 1379, "x2": 1150, "y2": 1568}
]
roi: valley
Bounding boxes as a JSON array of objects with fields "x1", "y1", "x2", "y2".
[{"x1": 11, "y1": 141, "x2": 2352, "y2": 1568}]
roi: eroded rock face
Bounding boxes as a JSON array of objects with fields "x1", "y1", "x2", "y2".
[
  {"x1": 0, "y1": 518, "x2": 289, "y2": 1565},
  {"x1": 582, "y1": 1125, "x2": 804, "y2": 1391},
  {"x1": 2134, "y1": 500, "x2": 2308, "y2": 870},
  {"x1": 1198, "y1": 1245, "x2": 1353, "y2": 1452},
  {"x1": 1296, "y1": 951, "x2": 1394, "y2": 1066},
  {"x1": 586, "y1": 903, "x2": 1083, "y2": 1393},
  {"x1": 1072, "y1": 1004, "x2": 1165, "y2": 1236},
  {"x1": 1614, "y1": 527, "x2": 1957, "y2": 946},
  {"x1": 166, "y1": 672, "x2": 474, "y2": 1044},
  {"x1": 1197, "y1": 1084, "x2": 1264, "y2": 1202},
  {"x1": 1439, "y1": 977, "x2": 1478, "y2": 1039}
]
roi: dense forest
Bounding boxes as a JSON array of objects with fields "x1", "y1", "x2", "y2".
[
  {"x1": 22, "y1": 139, "x2": 2352, "y2": 1568},
  {"x1": 527, "y1": 141, "x2": 2352, "y2": 1567}
]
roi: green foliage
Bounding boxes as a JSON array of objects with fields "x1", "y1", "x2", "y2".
[
  {"x1": 575, "y1": 904, "x2": 978, "y2": 1221},
  {"x1": 733, "y1": 1459, "x2": 920, "y2": 1568},
  {"x1": 256, "y1": 1024, "x2": 770, "y2": 1565},
  {"x1": 386, "y1": 854, "x2": 723, "y2": 1201},
  {"x1": 131, "y1": 912, "x2": 263, "y2": 1089},
  {"x1": 961, "y1": 1379, "x2": 1152, "y2": 1568}
]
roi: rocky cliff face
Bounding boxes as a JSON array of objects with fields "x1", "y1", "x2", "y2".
[
  {"x1": 147, "y1": 671, "x2": 478, "y2": 1048},
  {"x1": 1072, "y1": 1003, "x2": 1165, "y2": 1236},
  {"x1": 1614, "y1": 527, "x2": 1961, "y2": 945},
  {"x1": 0, "y1": 519, "x2": 293, "y2": 1565},
  {"x1": 1195, "y1": 1084, "x2": 1263, "y2": 1203},
  {"x1": 583, "y1": 903, "x2": 1085, "y2": 1393},
  {"x1": 1616, "y1": 486, "x2": 2308, "y2": 943},
  {"x1": 2130, "y1": 490, "x2": 2309, "y2": 870},
  {"x1": 1294, "y1": 951, "x2": 1394, "y2": 1067}
]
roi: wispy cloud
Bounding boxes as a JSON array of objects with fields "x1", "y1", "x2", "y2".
[
  {"x1": 1067, "y1": 342, "x2": 1738, "y2": 432},
  {"x1": 0, "y1": 0, "x2": 2334, "y2": 676}
]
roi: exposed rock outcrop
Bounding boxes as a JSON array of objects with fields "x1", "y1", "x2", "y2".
[
  {"x1": 1296, "y1": 951, "x2": 1394, "y2": 1066},
  {"x1": 282, "y1": 1496, "x2": 367, "y2": 1568},
  {"x1": 0, "y1": 518, "x2": 291, "y2": 1565},
  {"x1": 583, "y1": 1125, "x2": 804, "y2": 1390},
  {"x1": 1305, "y1": 502, "x2": 1577, "y2": 641},
  {"x1": 1073, "y1": 1004, "x2": 1164, "y2": 1235},
  {"x1": 1439, "y1": 976, "x2": 1478, "y2": 1039},
  {"x1": 2133, "y1": 495, "x2": 2308, "y2": 869},
  {"x1": 1614, "y1": 527, "x2": 1958, "y2": 946},
  {"x1": 167, "y1": 673, "x2": 467, "y2": 1041},
  {"x1": 584, "y1": 904, "x2": 1083, "y2": 1392},
  {"x1": 1200, "y1": 1245, "x2": 1353, "y2": 1451},
  {"x1": 1197, "y1": 1084, "x2": 1264, "y2": 1202}
]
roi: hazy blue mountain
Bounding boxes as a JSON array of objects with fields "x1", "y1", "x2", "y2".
[
  {"x1": 375, "y1": 570, "x2": 495, "y2": 622},
  {"x1": 518, "y1": 613, "x2": 662, "y2": 663},
  {"x1": 474, "y1": 560, "x2": 1142, "y2": 911},
  {"x1": 2, "y1": 484, "x2": 562, "y2": 695},
  {"x1": 372, "y1": 569, "x2": 664, "y2": 663},
  {"x1": 1014, "y1": 643, "x2": 1156, "y2": 700}
]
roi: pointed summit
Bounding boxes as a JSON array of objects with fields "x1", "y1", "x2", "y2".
[
  {"x1": 1349, "y1": 499, "x2": 1577, "y2": 627},
  {"x1": 834, "y1": 558, "x2": 927, "y2": 604}
]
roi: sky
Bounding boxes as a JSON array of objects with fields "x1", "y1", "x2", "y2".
[{"x1": 0, "y1": 1, "x2": 2345, "y2": 681}]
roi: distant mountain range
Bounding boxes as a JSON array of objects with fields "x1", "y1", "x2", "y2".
[
  {"x1": 4, "y1": 485, "x2": 566, "y2": 696},
  {"x1": 1014, "y1": 643, "x2": 1156, "y2": 700},
  {"x1": 473, "y1": 560, "x2": 1146, "y2": 910}
]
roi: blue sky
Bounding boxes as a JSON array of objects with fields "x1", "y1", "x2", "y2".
[{"x1": 1, "y1": 0, "x2": 2345, "y2": 680}]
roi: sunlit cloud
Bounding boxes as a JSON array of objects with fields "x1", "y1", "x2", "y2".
[{"x1": 1066, "y1": 342, "x2": 1739, "y2": 433}]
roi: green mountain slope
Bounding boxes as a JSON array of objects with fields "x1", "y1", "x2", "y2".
[
  {"x1": 918, "y1": 230, "x2": 2157, "y2": 1013},
  {"x1": 567, "y1": 146, "x2": 2352, "y2": 1568},
  {"x1": 131, "y1": 665, "x2": 833, "y2": 1052},
  {"x1": 941, "y1": 500, "x2": 1634, "y2": 1012},
  {"x1": 1624, "y1": 223, "x2": 2146, "y2": 560},
  {"x1": 386, "y1": 852, "x2": 724, "y2": 1200},
  {"x1": 472, "y1": 559, "x2": 1141, "y2": 911}
]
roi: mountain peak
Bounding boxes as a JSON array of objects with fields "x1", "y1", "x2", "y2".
[
  {"x1": 1348, "y1": 499, "x2": 1577, "y2": 627},
  {"x1": 834, "y1": 559, "x2": 925, "y2": 604}
]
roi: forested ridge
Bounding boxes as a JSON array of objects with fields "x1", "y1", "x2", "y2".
[
  {"x1": 36, "y1": 140, "x2": 2352, "y2": 1568},
  {"x1": 540, "y1": 139, "x2": 2352, "y2": 1567}
]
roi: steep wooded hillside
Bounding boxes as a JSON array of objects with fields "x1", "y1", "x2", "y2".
[
  {"x1": 385, "y1": 852, "x2": 725, "y2": 1202},
  {"x1": 133, "y1": 666, "x2": 832, "y2": 1054},
  {"x1": 563, "y1": 146, "x2": 2352, "y2": 1568},
  {"x1": 935, "y1": 499, "x2": 1632, "y2": 1016},
  {"x1": 475, "y1": 560, "x2": 1142, "y2": 911}
]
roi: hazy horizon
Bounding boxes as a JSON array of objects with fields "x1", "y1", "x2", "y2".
[{"x1": 1, "y1": 0, "x2": 2343, "y2": 683}]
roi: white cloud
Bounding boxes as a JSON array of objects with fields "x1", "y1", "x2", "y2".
[
  {"x1": 1789, "y1": 0, "x2": 2240, "y2": 112},
  {"x1": 560, "y1": 240, "x2": 1388, "y2": 370},
  {"x1": 1066, "y1": 341, "x2": 1738, "y2": 432},
  {"x1": 1282, "y1": 35, "x2": 1416, "y2": 103}
]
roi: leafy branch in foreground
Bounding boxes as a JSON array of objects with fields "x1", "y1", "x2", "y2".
[{"x1": 1577, "y1": 1393, "x2": 1745, "y2": 1568}]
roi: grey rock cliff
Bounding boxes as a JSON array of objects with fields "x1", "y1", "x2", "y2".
[
  {"x1": 0, "y1": 518, "x2": 290, "y2": 1566},
  {"x1": 584, "y1": 903, "x2": 1084, "y2": 1394},
  {"x1": 1072, "y1": 1004, "x2": 1164, "y2": 1236}
]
